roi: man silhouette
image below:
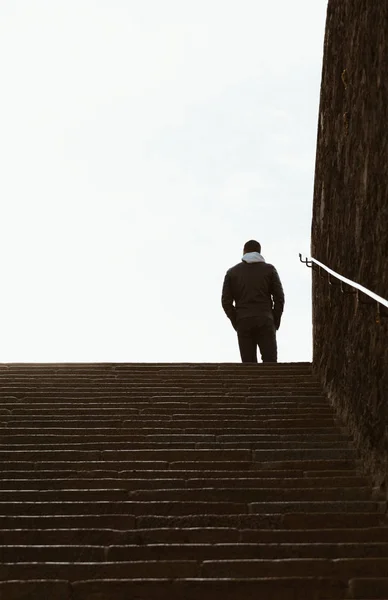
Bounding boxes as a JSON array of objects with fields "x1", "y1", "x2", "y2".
[{"x1": 222, "y1": 240, "x2": 285, "y2": 363}]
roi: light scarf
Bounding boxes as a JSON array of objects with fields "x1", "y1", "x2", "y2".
[{"x1": 242, "y1": 252, "x2": 265, "y2": 263}]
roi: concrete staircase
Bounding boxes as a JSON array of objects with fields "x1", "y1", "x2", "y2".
[{"x1": 0, "y1": 362, "x2": 387, "y2": 600}]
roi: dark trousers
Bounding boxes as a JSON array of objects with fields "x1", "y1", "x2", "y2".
[{"x1": 237, "y1": 316, "x2": 277, "y2": 363}]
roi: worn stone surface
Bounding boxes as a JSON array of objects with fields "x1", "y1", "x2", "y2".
[
  {"x1": 348, "y1": 576, "x2": 388, "y2": 598},
  {"x1": 71, "y1": 578, "x2": 347, "y2": 600},
  {"x1": 311, "y1": 1, "x2": 388, "y2": 491},
  {"x1": 0, "y1": 581, "x2": 70, "y2": 600},
  {"x1": 1, "y1": 363, "x2": 388, "y2": 597}
]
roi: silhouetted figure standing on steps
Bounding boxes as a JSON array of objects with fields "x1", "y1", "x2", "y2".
[{"x1": 222, "y1": 240, "x2": 285, "y2": 363}]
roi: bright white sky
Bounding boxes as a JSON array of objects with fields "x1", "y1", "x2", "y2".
[{"x1": 0, "y1": 0, "x2": 328, "y2": 362}]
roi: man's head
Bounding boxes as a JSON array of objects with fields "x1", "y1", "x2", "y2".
[{"x1": 243, "y1": 240, "x2": 261, "y2": 254}]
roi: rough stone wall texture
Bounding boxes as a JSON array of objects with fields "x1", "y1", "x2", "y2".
[{"x1": 311, "y1": 1, "x2": 388, "y2": 489}]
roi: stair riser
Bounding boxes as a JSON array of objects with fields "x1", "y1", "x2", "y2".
[
  {"x1": 0, "y1": 433, "x2": 350, "y2": 442},
  {"x1": 0, "y1": 488, "x2": 372, "y2": 502},
  {"x1": 0, "y1": 401, "x2": 330, "y2": 409},
  {"x1": 3, "y1": 543, "x2": 388, "y2": 562},
  {"x1": 0, "y1": 469, "x2": 363, "y2": 480},
  {"x1": 3, "y1": 527, "x2": 388, "y2": 545},
  {"x1": 0, "y1": 500, "x2": 382, "y2": 516},
  {"x1": 0, "y1": 450, "x2": 358, "y2": 461},
  {"x1": 66, "y1": 578, "x2": 349, "y2": 600},
  {"x1": 0, "y1": 460, "x2": 361, "y2": 472},
  {"x1": 1, "y1": 559, "x2": 388, "y2": 582},
  {"x1": 0, "y1": 443, "x2": 353, "y2": 452},
  {"x1": 0, "y1": 409, "x2": 335, "y2": 418},
  {"x1": 0, "y1": 420, "x2": 339, "y2": 429},
  {"x1": 0, "y1": 477, "x2": 369, "y2": 490},
  {"x1": 0, "y1": 513, "x2": 384, "y2": 529}
]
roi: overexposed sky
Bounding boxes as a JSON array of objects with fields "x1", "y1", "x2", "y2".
[{"x1": 0, "y1": 0, "x2": 328, "y2": 362}]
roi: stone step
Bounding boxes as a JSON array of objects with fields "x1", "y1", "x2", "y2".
[
  {"x1": 0, "y1": 469, "x2": 363, "y2": 480},
  {"x1": 4, "y1": 365, "x2": 311, "y2": 370},
  {"x1": 0, "y1": 372, "x2": 316, "y2": 380},
  {"x1": 0, "y1": 528, "x2": 241, "y2": 545},
  {"x1": 0, "y1": 378, "x2": 317, "y2": 385},
  {"x1": 0, "y1": 408, "x2": 335, "y2": 417},
  {"x1": 1, "y1": 405, "x2": 332, "y2": 414},
  {"x1": 0, "y1": 389, "x2": 324, "y2": 396},
  {"x1": 1, "y1": 394, "x2": 326, "y2": 403},
  {"x1": 2, "y1": 393, "x2": 324, "y2": 399},
  {"x1": 0, "y1": 476, "x2": 369, "y2": 490},
  {"x1": 0, "y1": 442, "x2": 352, "y2": 452},
  {"x1": 0, "y1": 376, "x2": 318, "y2": 383},
  {"x1": 0, "y1": 366, "x2": 313, "y2": 374},
  {"x1": 0, "y1": 373, "x2": 314, "y2": 380},
  {"x1": 1, "y1": 370, "x2": 316, "y2": 375},
  {"x1": 1, "y1": 381, "x2": 318, "y2": 387},
  {"x1": 2, "y1": 526, "x2": 388, "y2": 545},
  {"x1": 4, "y1": 380, "x2": 319, "y2": 385},
  {"x1": 1, "y1": 559, "x2": 388, "y2": 583},
  {"x1": 0, "y1": 402, "x2": 332, "y2": 410},
  {"x1": 0, "y1": 501, "x2": 251, "y2": 516},
  {"x1": 1, "y1": 460, "x2": 357, "y2": 476},
  {"x1": 0, "y1": 376, "x2": 319, "y2": 384},
  {"x1": 0, "y1": 376, "x2": 317, "y2": 385},
  {"x1": 0, "y1": 512, "x2": 384, "y2": 530},
  {"x1": 1, "y1": 396, "x2": 328, "y2": 405},
  {"x1": 0, "y1": 500, "x2": 382, "y2": 516},
  {"x1": 0, "y1": 422, "x2": 340, "y2": 432},
  {"x1": 0, "y1": 432, "x2": 350, "y2": 443},
  {"x1": 1, "y1": 392, "x2": 324, "y2": 400},
  {"x1": 0, "y1": 459, "x2": 361, "y2": 472},
  {"x1": 2, "y1": 542, "x2": 388, "y2": 562},
  {"x1": 0, "y1": 577, "x2": 346, "y2": 600},
  {"x1": 0, "y1": 449, "x2": 253, "y2": 461},
  {"x1": 3, "y1": 370, "x2": 316, "y2": 374},
  {"x1": 0, "y1": 366, "x2": 314, "y2": 373},
  {"x1": 0, "y1": 419, "x2": 339, "y2": 429},
  {"x1": 0, "y1": 380, "x2": 320, "y2": 385},
  {"x1": 0, "y1": 365, "x2": 310, "y2": 372},
  {"x1": 0, "y1": 394, "x2": 325, "y2": 402},
  {"x1": 0, "y1": 383, "x2": 323, "y2": 390},
  {"x1": 0, "y1": 426, "x2": 344, "y2": 436},
  {"x1": 0, "y1": 449, "x2": 359, "y2": 462},
  {"x1": 0, "y1": 359, "x2": 311, "y2": 364},
  {"x1": 0, "y1": 460, "x2": 260, "y2": 471},
  {"x1": 0, "y1": 486, "x2": 373, "y2": 502}
]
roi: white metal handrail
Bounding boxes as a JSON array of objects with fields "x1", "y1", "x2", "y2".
[{"x1": 299, "y1": 254, "x2": 388, "y2": 309}]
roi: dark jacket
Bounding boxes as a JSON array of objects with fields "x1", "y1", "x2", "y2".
[{"x1": 222, "y1": 258, "x2": 285, "y2": 330}]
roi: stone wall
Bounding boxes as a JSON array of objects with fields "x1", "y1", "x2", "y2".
[{"x1": 311, "y1": 1, "x2": 388, "y2": 490}]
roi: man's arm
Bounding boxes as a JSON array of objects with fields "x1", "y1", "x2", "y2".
[
  {"x1": 271, "y1": 267, "x2": 285, "y2": 330},
  {"x1": 221, "y1": 271, "x2": 237, "y2": 330}
]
